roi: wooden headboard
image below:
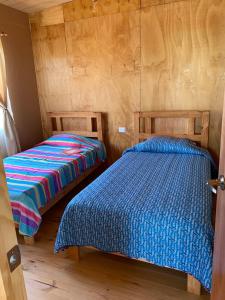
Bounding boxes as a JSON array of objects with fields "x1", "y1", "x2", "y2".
[
  {"x1": 47, "y1": 112, "x2": 103, "y2": 142},
  {"x1": 134, "y1": 111, "x2": 209, "y2": 148}
]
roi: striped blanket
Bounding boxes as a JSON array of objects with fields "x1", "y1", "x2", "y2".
[{"x1": 4, "y1": 134, "x2": 106, "y2": 237}]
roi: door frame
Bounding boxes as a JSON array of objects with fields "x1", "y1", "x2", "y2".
[{"x1": 211, "y1": 89, "x2": 225, "y2": 299}]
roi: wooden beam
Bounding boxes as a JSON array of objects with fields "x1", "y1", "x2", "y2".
[
  {"x1": 133, "y1": 112, "x2": 140, "y2": 145},
  {"x1": 187, "y1": 118, "x2": 195, "y2": 135},
  {"x1": 138, "y1": 111, "x2": 204, "y2": 118},
  {"x1": 96, "y1": 113, "x2": 103, "y2": 142},
  {"x1": 47, "y1": 111, "x2": 104, "y2": 142},
  {"x1": 187, "y1": 275, "x2": 201, "y2": 296},
  {"x1": 23, "y1": 237, "x2": 35, "y2": 246},
  {"x1": 52, "y1": 130, "x2": 99, "y2": 138},
  {"x1": 56, "y1": 117, "x2": 62, "y2": 131},
  {"x1": 201, "y1": 111, "x2": 209, "y2": 148},
  {"x1": 134, "y1": 111, "x2": 209, "y2": 148},
  {"x1": 65, "y1": 247, "x2": 80, "y2": 262},
  {"x1": 48, "y1": 112, "x2": 101, "y2": 118}
]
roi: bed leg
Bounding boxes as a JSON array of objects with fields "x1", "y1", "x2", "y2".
[
  {"x1": 24, "y1": 236, "x2": 35, "y2": 245},
  {"x1": 66, "y1": 246, "x2": 80, "y2": 262},
  {"x1": 187, "y1": 275, "x2": 201, "y2": 295}
]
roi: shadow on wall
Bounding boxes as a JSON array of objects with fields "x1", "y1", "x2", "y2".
[{"x1": 0, "y1": 3, "x2": 43, "y2": 151}]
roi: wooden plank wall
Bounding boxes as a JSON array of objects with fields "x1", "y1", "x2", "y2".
[{"x1": 30, "y1": 0, "x2": 225, "y2": 162}]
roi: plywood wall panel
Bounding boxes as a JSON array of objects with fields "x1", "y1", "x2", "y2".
[
  {"x1": 119, "y1": 0, "x2": 140, "y2": 12},
  {"x1": 30, "y1": 0, "x2": 225, "y2": 161},
  {"x1": 63, "y1": 0, "x2": 95, "y2": 21},
  {"x1": 63, "y1": 0, "x2": 139, "y2": 22},
  {"x1": 0, "y1": 0, "x2": 70, "y2": 13},
  {"x1": 30, "y1": 5, "x2": 64, "y2": 26},
  {"x1": 31, "y1": 11, "x2": 140, "y2": 160},
  {"x1": 141, "y1": 0, "x2": 164, "y2": 8},
  {"x1": 65, "y1": 12, "x2": 141, "y2": 160},
  {"x1": 141, "y1": 0, "x2": 225, "y2": 156},
  {"x1": 31, "y1": 23, "x2": 73, "y2": 136},
  {"x1": 141, "y1": 0, "x2": 183, "y2": 8}
]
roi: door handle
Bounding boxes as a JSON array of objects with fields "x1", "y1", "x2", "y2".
[{"x1": 207, "y1": 175, "x2": 225, "y2": 194}]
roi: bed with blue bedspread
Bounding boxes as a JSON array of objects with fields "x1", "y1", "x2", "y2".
[
  {"x1": 4, "y1": 134, "x2": 106, "y2": 237},
  {"x1": 55, "y1": 137, "x2": 215, "y2": 291}
]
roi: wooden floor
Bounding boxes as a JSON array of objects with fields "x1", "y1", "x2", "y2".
[{"x1": 18, "y1": 174, "x2": 210, "y2": 300}]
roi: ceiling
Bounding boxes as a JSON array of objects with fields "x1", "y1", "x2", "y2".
[{"x1": 0, "y1": 0, "x2": 71, "y2": 13}]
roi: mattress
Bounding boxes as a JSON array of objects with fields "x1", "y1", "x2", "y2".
[
  {"x1": 4, "y1": 134, "x2": 106, "y2": 237},
  {"x1": 55, "y1": 137, "x2": 215, "y2": 291}
]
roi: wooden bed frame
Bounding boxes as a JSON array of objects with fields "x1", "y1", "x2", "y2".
[
  {"x1": 18, "y1": 111, "x2": 105, "y2": 245},
  {"x1": 67, "y1": 111, "x2": 210, "y2": 296},
  {"x1": 133, "y1": 110, "x2": 209, "y2": 148}
]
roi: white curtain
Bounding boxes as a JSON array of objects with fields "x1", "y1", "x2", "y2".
[{"x1": 0, "y1": 37, "x2": 20, "y2": 157}]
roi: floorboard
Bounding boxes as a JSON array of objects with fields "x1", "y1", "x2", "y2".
[{"x1": 18, "y1": 173, "x2": 210, "y2": 300}]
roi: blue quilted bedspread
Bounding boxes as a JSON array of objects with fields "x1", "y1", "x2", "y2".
[{"x1": 55, "y1": 137, "x2": 215, "y2": 291}]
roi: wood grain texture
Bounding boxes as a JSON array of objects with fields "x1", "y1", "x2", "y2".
[
  {"x1": 212, "y1": 91, "x2": 225, "y2": 300},
  {"x1": 30, "y1": 5, "x2": 64, "y2": 26},
  {"x1": 0, "y1": 0, "x2": 70, "y2": 13},
  {"x1": 23, "y1": 237, "x2": 35, "y2": 246},
  {"x1": 63, "y1": 0, "x2": 119, "y2": 21},
  {"x1": 27, "y1": 0, "x2": 141, "y2": 23},
  {"x1": 31, "y1": 23, "x2": 73, "y2": 138},
  {"x1": 31, "y1": 10, "x2": 141, "y2": 162},
  {"x1": 187, "y1": 274, "x2": 201, "y2": 296},
  {"x1": 141, "y1": 0, "x2": 225, "y2": 157},
  {"x1": 133, "y1": 111, "x2": 209, "y2": 148},
  {"x1": 30, "y1": 0, "x2": 225, "y2": 161},
  {"x1": 0, "y1": 0, "x2": 185, "y2": 13},
  {"x1": 66, "y1": 11, "x2": 140, "y2": 161},
  {"x1": 141, "y1": 0, "x2": 185, "y2": 9},
  {"x1": 47, "y1": 111, "x2": 104, "y2": 141}
]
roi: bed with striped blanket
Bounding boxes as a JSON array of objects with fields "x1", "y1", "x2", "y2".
[{"x1": 4, "y1": 134, "x2": 106, "y2": 237}]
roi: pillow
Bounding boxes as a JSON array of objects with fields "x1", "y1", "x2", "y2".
[
  {"x1": 123, "y1": 136, "x2": 217, "y2": 178},
  {"x1": 63, "y1": 148, "x2": 84, "y2": 155},
  {"x1": 124, "y1": 136, "x2": 204, "y2": 156},
  {"x1": 40, "y1": 134, "x2": 86, "y2": 148}
]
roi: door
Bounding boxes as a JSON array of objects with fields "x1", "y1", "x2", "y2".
[
  {"x1": 211, "y1": 91, "x2": 225, "y2": 300},
  {"x1": 0, "y1": 156, "x2": 27, "y2": 300}
]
